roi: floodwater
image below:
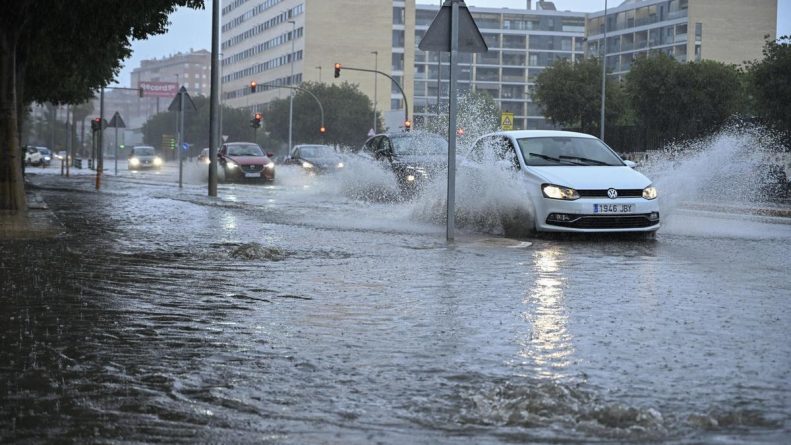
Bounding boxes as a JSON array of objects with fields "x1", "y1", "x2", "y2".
[{"x1": 2, "y1": 131, "x2": 790, "y2": 444}]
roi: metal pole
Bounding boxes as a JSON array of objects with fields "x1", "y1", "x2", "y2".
[
  {"x1": 437, "y1": 0, "x2": 442, "y2": 121},
  {"x1": 178, "y1": 90, "x2": 184, "y2": 188},
  {"x1": 600, "y1": 0, "x2": 608, "y2": 140},
  {"x1": 65, "y1": 104, "x2": 71, "y2": 177},
  {"x1": 96, "y1": 86, "x2": 104, "y2": 190},
  {"x1": 288, "y1": 20, "x2": 296, "y2": 154},
  {"x1": 447, "y1": 0, "x2": 460, "y2": 242},
  {"x1": 209, "y1": 0, "x2": 220, "y2": 196},
  {"x1": 114, "y1": 125, "x2": 118, "y2": 176},
  {"x1": 372, "y1": 51, "x2": 378, "y2": 132}
]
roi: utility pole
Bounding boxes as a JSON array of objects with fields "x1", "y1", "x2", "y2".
[
  {"x1": 372, "y1": 51, "x2": 378, "y2": 132},
  {"x1": 288, "y1": 20, "x2": 296, "y2": 154},
  {"x1": 600, "y1": 0, "x2": 608, "y2": 141},
  {"x1": 208, "y1": 0, "x2": 220, "y2": 196}
]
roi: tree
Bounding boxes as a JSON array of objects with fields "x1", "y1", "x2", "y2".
[
  {"x1": 264, "y1": 82, "x2": 375, "y2": 150},
  {"x1": 748, "y1": 35, "x2": 791, "y2": 136},
  {"x1": 141, "y1": 96, "x2": 276, "y2": 156},
  {"x1": 625, "y1": 53, "x2": 741, "y2": 140},
  {"x1": 532, "y1": 57, "x2": 626, "y2": 135},
  {"x1": 1, "y1": 0, "x2": 203, "y2": 214}
]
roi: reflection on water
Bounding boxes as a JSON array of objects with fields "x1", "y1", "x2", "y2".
[{"x1": 519, "y1": 246, "x2": 574, "y2": 379}]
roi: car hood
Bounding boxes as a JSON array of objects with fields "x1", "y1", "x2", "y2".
[
  {"x1": 227, "y1": 155, "x2": 272, "y2": 166},
  {"x1": 132, "y1": 154, "x2": 156, "y2": 159},
  {"x1": 392, "y1": 154, "x2": 447, "y2": 168},
  {"x1": 528, "y1": 166, "x2": 652, "y2": 189}
]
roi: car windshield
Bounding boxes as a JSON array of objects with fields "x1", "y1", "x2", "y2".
[
  {"x1": 517, "y1": 137, "x2": 624, "y2": 166},
  {"x1": 37, "y1": 148, "x2": 51, "y2": 155},
  {"x1": 299, "y1": 146, "x2": 335, "y2": 158},
  {"x1": 228, "y1": 144, "x2": 264, "y2": 156},
  {"x1": 391, "y1": 134, "x2": 447, "y2": 156},
  {"x1": 134, "y1": 147, "x2": 155, "y2": 156},
  {"x1": 201, "y1": 149, "x2": 209, "y2": 156}
]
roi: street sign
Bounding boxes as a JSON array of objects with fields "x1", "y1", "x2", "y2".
[
  {"x1": 367, "y1": 128, "x2": 376, "y2": 137},
  {"x1": 418, "y1": 0, "x2": 488, "y2": 53},
  {"x1": 501, "y1": 112, "x2": 514, "y2": 130},
  {"x1": 168, "y1": 86, "x2": 197, "y2": 112},
  {"x1": 222, "y1": 135, "x2": 229, "y2": 142},
  {"x1": 139, "y1": 81, "x2": 179, "y2": 98},
  {"x1": 107, "y1": 112, "x2": 126, "y2": 129}
]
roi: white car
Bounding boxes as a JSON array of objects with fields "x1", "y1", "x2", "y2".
[
  {"x1": 24, "y1": 146, "x2": 43, "y2": 166},
  {"x1": 466, "y1": 130, "x2": 660, "y2": 234}
]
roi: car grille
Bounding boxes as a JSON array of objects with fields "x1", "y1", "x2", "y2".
[
  {"x1": 546, "y1": 213, "x2": 659, "y2": 229},
  {"x1": 241, "y1": 164, "x2": 263, "y2": 173},
  {"x1": 577, "y1": 189, "x2": 643, "y2": 198}
]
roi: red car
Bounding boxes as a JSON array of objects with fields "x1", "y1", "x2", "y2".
[{"x1": 218, "y1": 142, "x2": 275, "y2": 182}]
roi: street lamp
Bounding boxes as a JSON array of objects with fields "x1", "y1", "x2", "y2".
[
  {"x1": 371, "y1": 50, "x2": 378, "y2": 133},
  {"x1": 288, "y1": 19, "x2": 296, "y2": 155}
]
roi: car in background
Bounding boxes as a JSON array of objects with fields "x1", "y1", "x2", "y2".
[
  {"x1": 23, "y1": 146, "x2": 43, "y2": 166},
  {"x1": 356, "y1": 132, "x2": 447, "y2": 195},
  {"x1": 128, "y1": 145, "x2": 163, "y2": 170},
  {"x1": 218, "y1": 142, "x2": 275, "y2": 182},
  {"x1": 285, "y1": 144, "x2": 345, "y2": 174},
  {"x1": 197, "y1": 148, "x2": 210, "y2": 165},
  {"x1": 33, "y1": 147, "x2": 53, "y2": 166},
  {"x1": 758, "y1": 163, "x2": 789, "y2": 199},
  {"x1": 466, "y1": 130, "x2": 660, "y2": 234}
]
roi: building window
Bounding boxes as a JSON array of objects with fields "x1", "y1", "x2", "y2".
[
  {"x1": 392, "y1": 30, "x2": 405, "y2": 48},
  {"x1": 393, "y1": 6, "x2": 404, "y2": 25}
]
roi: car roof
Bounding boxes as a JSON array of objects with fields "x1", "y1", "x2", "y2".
[
  {"x1": 133, "y1": 145, "x2": 155, "y2": 149},
  {"x1": 479, "y1": 130, "x2": 599, "y2": 140},
  {"x1": 225, "y1": 142, "x2": 258, "y2": 145}
]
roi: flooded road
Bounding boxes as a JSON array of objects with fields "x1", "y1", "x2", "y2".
[{"x1": 2, "y1": 157, "x2": 790, "y2": 444}]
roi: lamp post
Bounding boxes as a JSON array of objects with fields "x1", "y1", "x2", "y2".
[
  {"x1": 600, "y1": 0, "x2": 608, "y2": 141},
  {"x1": 372, "y1": 50, "x2": 378, "y2": 133},
  {"x1": 288, "y1": 20, "x2": 296, "y2": 155}
]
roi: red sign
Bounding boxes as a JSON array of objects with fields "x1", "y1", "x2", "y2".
[{"x1": 139, "y1": 81, "x2": 179, "y2": 98}]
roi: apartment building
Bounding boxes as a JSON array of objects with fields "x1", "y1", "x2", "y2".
[
  {"x1": 219, "y1": 0, "x2": 775, "y2": 132},
  {"x1": 585, "y1": 0, "x2": 777, "y2": 77}
]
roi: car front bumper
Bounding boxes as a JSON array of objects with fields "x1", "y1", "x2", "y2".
[{"x1": 534, "y1": 196, "x2": 660, "y2": 233}]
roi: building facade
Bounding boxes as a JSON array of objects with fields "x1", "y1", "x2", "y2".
[
  {"x1": 131, "y1": 49, "x2": 212, "y2": 97},
  {"x1": 219, "y1": 0, "x2": 776, "y2": 133},
  {"x1": 585, "y1": 0, "x2": 777, "y2": 77}
]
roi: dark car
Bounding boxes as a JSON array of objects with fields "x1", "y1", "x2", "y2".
[
  {"x1": 356, "y1": 132, "x2": 448, "y2": 195},
  {"x1": 128, "y1": 145, "x2": 163, "y2": 170},
  {"x1": 285, "y1": 144, "x2": 345, "y2": 174},
  {"x1": 218, "y1": 142, "x2": 275, "y2": 182},
  {"x1": 758, "y1": 163, "x2": 789, "y2": 199}
]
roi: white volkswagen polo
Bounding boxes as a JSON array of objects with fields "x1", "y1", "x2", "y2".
[{"x1": 467, "y1": 130, "x2": 660, "y2": 234}]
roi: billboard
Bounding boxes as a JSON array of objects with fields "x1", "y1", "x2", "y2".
[{"x1": 139, "y1": 81, "x2": 179, "y2": 98}]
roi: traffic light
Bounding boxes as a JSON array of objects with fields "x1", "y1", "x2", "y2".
[
  {"x1": 319, "y1": 126, "x2": 326, "y2": 134},
  {"x1": 250, "y1": 112, "x2": 262, "y2": 128},
  {"x1": 457, "y1": 127, "x2": 465, "y2": 136},
  {"x1": 138, "y1": 87, "x2": 144, "y2": 98},
  {"x1": 250, "y1": 81, "x2": 257, "y2": 93},
  {"x1": 334, "y1": 63, "x2": 341, "y2": 78},
  {"x1": 404, "y1": 120, "x2": 412, "y2": 131},
  {"x1": 91, "y1": 117, "x2": 102, "y2": 132}
]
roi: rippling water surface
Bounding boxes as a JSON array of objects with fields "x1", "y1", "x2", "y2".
[{"x1": 2, "y1": 132, "x2": 790, "y2": 444}]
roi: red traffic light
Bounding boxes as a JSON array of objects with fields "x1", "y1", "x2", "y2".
[
  {"x1": 250, "y1": 81, "x2": 257, "y2": 93},
  {"x1": 319, "y1": 126, "x2": 326, "y2": 134},
  {"x1": 254, "y1": 112, "x2": 262, "y2": 121},
  {"x1": 334, "y1": 63, "x2": 341, "y2": 78},
  {"x1": 404, "y1": 120, "x2": 412, "y2": 131},
  {"x1": 457, "y1": 127, "x2": 465, "y2": 136}
]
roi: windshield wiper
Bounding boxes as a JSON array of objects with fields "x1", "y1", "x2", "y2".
[
  {"x1": 559, "y1": 155, "x2": 610, "y2": 166},
  {"x1": 528, "y1": 152, "x2": 581, "y2": 165}
]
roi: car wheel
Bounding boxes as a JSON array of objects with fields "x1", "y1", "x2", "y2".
[{"x1": 500, "y1": 209, "x2": 535, "y2": 239}]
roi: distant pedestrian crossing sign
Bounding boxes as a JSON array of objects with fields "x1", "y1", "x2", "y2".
[{"x1": 501, "y1": 112, "x2": 514, "y2": 130}]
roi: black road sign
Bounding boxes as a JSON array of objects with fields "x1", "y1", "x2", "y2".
[
  {"x1": 168, "y1": 86, "x2": 198, "y2": 112},
  {"x1": 107, "y1": 112, "x2": 126, "y2": 129},
  {"x1": 418, "y1": 0, "x2": 487, "y2": 53}
]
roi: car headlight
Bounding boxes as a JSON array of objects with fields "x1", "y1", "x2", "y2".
[
  {"x1": 643, "y1": 185, "x2": 657, "y2": 200},
  {"x1": 302, "y1": 161, "x2": 313, "y2": 169},
  {"x1": 542, "y1": 184, "x2": 580, "y2": 200},
  {"x1": 153, "y1": 157, "x2": 163, "y2": 166},
  {"x1": 406, "y1": 174, "x2": 416, "y2": 182},
  {"x1": 265, "y1": 162, "x2": 275, "y2": 169},
  {"x1": 226, "y1": 160, "x2": 238, "y2": 169},
  {"x1": 129, "y1": 157, "x2": 140, "y2": 166},
  {"x1": 337, "y1": 162, "x2": 344, "y2": 168}
]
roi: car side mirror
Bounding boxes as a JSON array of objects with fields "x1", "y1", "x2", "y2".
[{"x1": 624, "y1": 160, "x2": 637, "y2": 168}]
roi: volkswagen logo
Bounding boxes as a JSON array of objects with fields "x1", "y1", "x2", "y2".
[{"x1": 607, "y1": 188, "x2": 618, "y2": 199}]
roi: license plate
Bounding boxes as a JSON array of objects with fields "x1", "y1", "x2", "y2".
[
  {"x1": 593, "y1": 203, "x2": 634, "y2": 214},
  {"x1": 245, "y1": 172, "x2": 261, "y2": 178}
]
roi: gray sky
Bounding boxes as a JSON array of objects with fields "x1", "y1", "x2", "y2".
[{"x1": 113, "y1": 0, "x2": 790, "y2": 87}]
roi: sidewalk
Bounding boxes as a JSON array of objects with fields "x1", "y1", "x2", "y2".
[{"x1": 0, "y1": 182, "x2": 63, "y2": 240}]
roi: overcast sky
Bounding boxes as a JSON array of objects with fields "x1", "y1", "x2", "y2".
[{"x1": 112, "y1": 0, "x2": 790, "y2": 87}]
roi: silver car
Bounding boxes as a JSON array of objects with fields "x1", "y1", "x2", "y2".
[{"x1": 128, "y1": 145, "x2": 163, "y2": 170}]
